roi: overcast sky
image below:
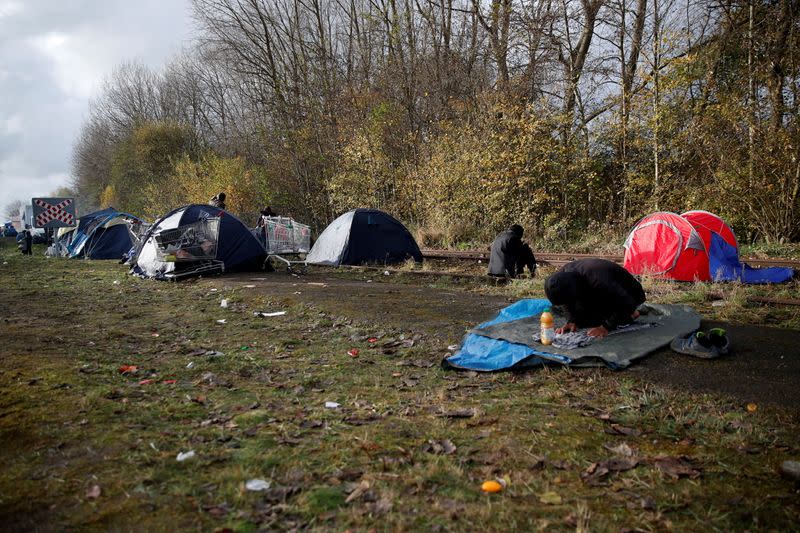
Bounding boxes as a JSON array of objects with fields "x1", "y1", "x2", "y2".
[{"x1": 0, "y1": 0, "x2": 193, "y2": 214}]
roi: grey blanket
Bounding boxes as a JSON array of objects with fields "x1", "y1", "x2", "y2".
[{"x1": 469, "y1": 303, "x2": 700, "y2": 368}]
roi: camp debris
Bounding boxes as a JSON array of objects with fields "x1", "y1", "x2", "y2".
[
  {"x1": 305, "y1": 208, "x2": 422, "y2": 266},
  {"x1": 623, "y1": 210, "x2": 794, "y2": 283},
  {"x1": 131, "y1": 204, "x2": 266, "y2": 281}
]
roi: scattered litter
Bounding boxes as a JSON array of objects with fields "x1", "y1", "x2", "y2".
[
  {"x1": 113, "y1": 280, "x2": 120, "y2": 285},
  {"x1": 447, "y1": 344, "x2": 459, "y2": 351},
  {"x1": 347, "y1": 348, "x2": 359, "y2": 357},
  {"x1": 220, "y1": 299, "x2": 229, "y2": 308},
  {"x1": 86, "y1": 485, "x2": 102, "y2": 499},
  {"x1": 2, "y1": 262, "x2": 7, "y2": 265},
  {"x1": 325, "y1": 401, "x2": 340, "y2": 409},
  {"x1": 307, "y1": 282, "x2": 327, "y2": 287},
  {"x1": 210, "y1": 288, "x2": 218, "y2": 292},
  {"x1": 118, "y1": 365, "x2": 138, "y2": 374},
  {"x1": 383, "y1": 270, "x2": 390, "y2": 276},
  {"x1": 245, "y1": 479, "x2": 272, "y2": 491},
  {"x1": 422, "y1": 439, "x2": 457, "y2": 455},
  {"x1": 176, "y1": 451, "x2": 196, "y2": 462},
  {"x1": 243, "y1": 284, "x2": 256, "y2": 288},
  {"x1": 711, "y1": 300, "x2": 727, "y2": 307},
  {"x1": 481, "y1": 480, "x2": 503, "y2": 493},
  {"x1": 240, "y1": 346, "x2": 249, "y2": 351},
  {"x1": 151, "y1": 332, "x2": 160, "y2": 337},
  {"x1": 779, "y1": 460, "x2": 800, "y2": 481},
  {"x1": 186, "y1": 362, "x2": 195, "y2": 369},
  {"x1": 366, "y1": 279, "x2": 373, "y2": 283},
  {"x1": 162, "y1": 379, "x2": 177, "y2": 385},
  {"x1": 746, "y1": 403, "x2": 758, "y2": 413},
  {"x1": 368, "y1": 337, "x2": 378, "y2": 343},
  {"x1": 149, "y1": 442, "x2": 158, "y2": 451},
  {"x1": 216, "y1": 319, "x2": 227, "y2": 324},
  {"x1": 138, "y1": 379, "x2": 154, "y2": 385},
  {"x1": 254, "y1": 311, "x2": 286, "y2": 317},
  {"x1": 293, "y1": 291, "x2": 302, "y2": 295}
]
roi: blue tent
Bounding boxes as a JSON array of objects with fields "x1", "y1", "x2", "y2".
[
  {"x1": 67, "y1": 208, "x2": 143, "y2": 260},
  {"x1": 132, "y1": 204, "x2": 266, "y2": 279},
  {"x1": 306, "y1": 208, "x2": 422, "y2": 266}
]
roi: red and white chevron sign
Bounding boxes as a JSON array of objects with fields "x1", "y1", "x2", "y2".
[{"x1": 32, "y1": 198, "x2": 76, "y2": 228}]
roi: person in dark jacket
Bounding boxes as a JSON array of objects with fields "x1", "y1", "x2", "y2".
[
  {"x1": 544, "y1": 258, "x2": 645, "y2": 338},
  {"x1": 487, "y1": 224, "x2": 537, "y2": 278}
]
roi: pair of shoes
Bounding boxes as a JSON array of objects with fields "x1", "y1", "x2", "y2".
[{"x1": 670, "y1": 330, "x2": 726, "y2": 359}]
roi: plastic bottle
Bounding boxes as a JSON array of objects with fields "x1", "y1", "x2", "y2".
[{"x1": 540, "y1": 308, "x2": 555, "y2": 346}]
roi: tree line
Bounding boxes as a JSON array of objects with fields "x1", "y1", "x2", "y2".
[{"x1": 71, "y1": 0, "x2": 800, "y2": 245}]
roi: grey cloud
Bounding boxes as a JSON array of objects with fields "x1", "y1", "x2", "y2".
[{"x1": 0, "y1": 0, "x2": 192, "y2": 208}]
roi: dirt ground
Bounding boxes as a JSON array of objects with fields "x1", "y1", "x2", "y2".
[
  {"x1": 219, "y1": 269, "x2": 800, "y2": 411},
  {"x1": 2, "y1": 255, "x2": 799, "y2": 531}
]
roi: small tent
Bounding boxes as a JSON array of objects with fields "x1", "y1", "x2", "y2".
[
  {"x1": 306, "y1": 209, "x2": 422, "y2": 266},
  {"x1": 623, "y1": 212, "x2": 709, "y2": 281},
  {"x1": 132, "y1": 204, "x2": 265, "y2": 280},
  {"x1": 67, "y1": 208, "x2": 143, "y2": 260},
  {"x1": 624, "y1": 210, "x2": 794, "y2": 283}
]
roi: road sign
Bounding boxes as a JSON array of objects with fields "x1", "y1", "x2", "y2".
[{"x1": 32, "y1": 198, "x2": 76, "y2": 228}]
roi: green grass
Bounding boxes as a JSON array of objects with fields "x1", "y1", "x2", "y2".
[{"x1": 0, "y1": 248, "x2": 798, "y2": 531}]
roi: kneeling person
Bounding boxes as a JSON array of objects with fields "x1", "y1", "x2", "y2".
[
  {"x1": 544, "y1": 258, "x2": 645, "y2": 338},
  {"x1": 488, "y1": 224, "x2": 537, "y2": 278}
]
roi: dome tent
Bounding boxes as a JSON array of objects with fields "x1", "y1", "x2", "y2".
[
  {"x1": 624, "y1": 210, "x2": 794, "y2": 283},
  {"x1": 306, "y1": 209, "x2": 422, "y2": 266},
  {"x1": 132, "y1": 204, "x2": 265, "y2": 280},
  {"x1": 67, "y1": 208, "x2": 143, "y2": 260},
  {"x1": 623, "y1": 212, "x2": 709, "y2": 281}
]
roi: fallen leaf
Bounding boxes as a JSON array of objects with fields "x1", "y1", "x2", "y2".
[
  {"x1": 345, "y1": 480, "x2": 370, "y2": 503},
  {"x1": 653, "y1": 456, "x2": 701, "y2": 479},
  {"x1": 606, "y1": 424, "x2": 642, "y2": 437},
  {"x1": 422, "y1": 439, "x2": 457, "y2": 455},
  {"x1": 603, "y1": 442, "x2": 635, "y2": 457},
  {"x1": 539, "y1": 491, "x2": 562, "y2": 505}
]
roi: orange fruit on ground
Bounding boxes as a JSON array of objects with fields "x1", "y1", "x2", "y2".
[{"x1": 481, "y1": 480, "x2": 503, "y2": 493}]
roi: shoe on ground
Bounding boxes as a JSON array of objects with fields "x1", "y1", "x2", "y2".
[
  {"x1": 670, "y1": 330, "x2": 720, "y2": 359},
  {"x1": 708, "y1": 327, "x2": 731, "y2": 356}
]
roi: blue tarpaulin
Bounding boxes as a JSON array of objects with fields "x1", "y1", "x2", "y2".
[{"x1": 445, "y1": 299, "x2": 700, "y2": 372}]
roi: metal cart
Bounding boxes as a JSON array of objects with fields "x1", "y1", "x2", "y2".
[
  {"x1": 260, "y1": 216, "x2": 311, "y2": 272},
  {"x1": 153, "y1": 217, "x2": 225, "y2": 280}
]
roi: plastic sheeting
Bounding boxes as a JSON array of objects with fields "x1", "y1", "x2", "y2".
[{"x1": 445, "y1": 299, "x2": 701, "y2": 371}]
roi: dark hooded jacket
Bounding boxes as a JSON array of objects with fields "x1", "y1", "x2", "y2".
[
  {"x1": 488, "y1": 225, "x2": 532, "y2": 277},
  {"x1": 544, "y1": 258, "x2": 645, "y2": 330}
]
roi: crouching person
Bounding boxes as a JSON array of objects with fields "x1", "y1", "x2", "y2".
[
  {"x1": 488, "y1": 224, "x2": 537, "y2": 278},
  {"x1": 544, "y1": 258, "x2": 645, "y2": 338}
]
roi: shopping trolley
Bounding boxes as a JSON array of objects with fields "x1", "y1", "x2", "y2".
[
  {"x1": 260, "y1": 216, "x2": 311, "y2": 272},
  {"x1": 153, "y1": 217, "x2": 225, "y2": 280}
]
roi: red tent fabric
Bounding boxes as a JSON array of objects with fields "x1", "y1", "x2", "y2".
[
  {"x1": 623, "y1": 212, "x2": 710, "y2": 281},
  {"x1": 681, "y1": 210, "x2": 737, "y2": 249}
]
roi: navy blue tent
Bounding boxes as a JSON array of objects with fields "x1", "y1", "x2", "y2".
[
  {"x1": 306, "y1": 208, "x2": 422, "y2": 266},
  {"x1": 68, "y1": 208, "x2": 143, "y2": 260},
  {"x1": 133, "y1": 204, "x2": 266, "y2": 279}
]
